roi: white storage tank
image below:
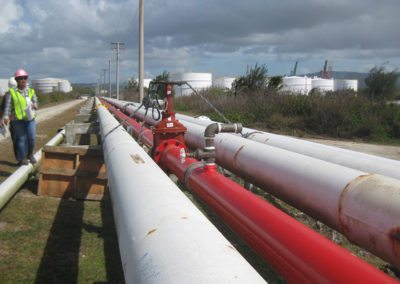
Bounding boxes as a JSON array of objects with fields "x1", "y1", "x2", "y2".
[
  {"x1": 32, "y1": 78, "x2": 72, "y2": 93},
  {"x1": 58, "y1": 80, "x2": 72, "y2": 93},
  {"x1": 135, "y1": 78, "x2": 152, "y2": 89},
  {"x1": 281, "y1": 76, "x2": 311, "y2": 95},
  {"x1": 171, "y1": 72, "x2": 212, "y2": 96},
  {"x1": 31, "y1": 78, "x2": 59, "y2": 94},
  {"x1": 311, "y1": 78, "x2": 334, "y2": 93},
  {"x1": 213, "y1": 77, "x2": 236, "y2": 90},
  {"x1": 334, "y1": 79, "x2": 358, "y2": 92},
  {"x1": 0, "y1": 79, "x2": 8, "y2": 95}
]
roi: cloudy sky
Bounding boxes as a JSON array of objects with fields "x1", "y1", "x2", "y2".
[{"x1": 0, "y1": 0, "x2": 399, "y2": 83}]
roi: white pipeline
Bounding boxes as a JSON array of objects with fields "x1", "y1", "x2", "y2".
[
  {"x1": 0, "y1": 130, "x2": 65, "y2": 210},
  {"x1": 182, "y1": 120, "x2": 400, "y2": 269},
  {"x1": 102, "y1": 97, "x2": 400, "y2": 268},
  {"x1": 96, "y1": 99, "x2": 266, "y2": 283},
  {"x1": 177, "y1": 113, "x2": 400, "y2": 180},
  {"x1": 103, "y1": 98, "x2": 400, "y2": 180}
]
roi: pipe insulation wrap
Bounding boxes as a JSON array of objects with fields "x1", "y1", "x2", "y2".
[{"x1": 96, "y1": 99, "x2": 266, "y2": 283}]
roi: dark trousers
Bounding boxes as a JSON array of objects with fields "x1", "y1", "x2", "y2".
[{"x1": 11, "y1": 119, "x2": 36, "y2": 162}]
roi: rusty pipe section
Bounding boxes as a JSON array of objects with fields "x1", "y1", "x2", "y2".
[
  {"x1": 339, "y1": 174, "x2": 400, "y2": 267},
  {"x1": 182, "y1": 120, "x2": 400, "y2": 269}
]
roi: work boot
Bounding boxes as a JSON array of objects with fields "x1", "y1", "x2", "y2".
[
  {"x1": 28, "y1": 155, "x2": 37, "y2": 164},
  {"x1": 18, "y1": 159, "x2": 29, "y2": 166}
]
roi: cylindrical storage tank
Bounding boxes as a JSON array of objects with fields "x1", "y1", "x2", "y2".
[
  {"x1": 213, "y1": 77, "x2": 236, "y2": 89},
  {"x1": 281, "y1": 76, "x2": 311, "y2": 95},
  {"x1": 311, "y1": 78, "x2": 334, "y2": 93},
  {"x1": 135, "y1": 78, "x2": 152, "y2": 89},
  {"x1": 31, "y1": 78, "x2": 59, "y2": 94},
  {"x1": 58, "y1": 80, "x2": 72, "y2": 93},
  {"x1": 171, "y1": 72, "x2": 212, "y2": 96},
  {"x1": 334, "y1": 79, "x2": 358, "y2": 92},
  {"x1": 0, "y1": 79, "x2": 8, "y2": 95}
]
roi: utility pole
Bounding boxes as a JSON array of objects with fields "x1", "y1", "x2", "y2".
[
  {"x1": 96, "y1": 78, "x2": 100, "y2": 96},
  {"x1": 108, "y1": 59, "x2": 112, "y2": 97},
  {"x1": 139, "y1": 0, "x2": 144, "y2": 103},
  {"x1": 102, "y1": 68, "x2": 107, "y2": 96},
  {"x1": 111, "y1": 42, "x2": 125, "y2": 100}
]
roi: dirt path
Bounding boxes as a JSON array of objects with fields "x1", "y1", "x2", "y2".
[
  {"x1": 0, "y1": 99, "x2": 86, "y2": 183},
  {"x1": 0, "y1": 99, "x2": 85, "y2": 142}
]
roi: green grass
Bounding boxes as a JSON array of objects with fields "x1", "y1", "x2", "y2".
[{"x1": 0, "y1": 188, "x2": 124, "y2": 283}]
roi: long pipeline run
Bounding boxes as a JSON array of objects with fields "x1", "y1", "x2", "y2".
[
  {"x1": 100, "y1": 98, "x2": 398, "y2": 284},
  {"x1": 104, "y1": 97, "x2": 400, "y2": 180},
  {"x1": 95, "y1": 98, "x2": 266, "y2": 283},
  {"x1": 102, "y1": 97, "x2": 400, "y2": 270}
]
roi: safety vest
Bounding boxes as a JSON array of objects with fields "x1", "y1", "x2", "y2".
[{"x1": 9, "y1": 87, "x2": 36, "y2": 120}]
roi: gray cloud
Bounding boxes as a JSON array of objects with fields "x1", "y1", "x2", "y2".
[{"x1": 0, "y1": 0, "x2": 399, "y2": 82}]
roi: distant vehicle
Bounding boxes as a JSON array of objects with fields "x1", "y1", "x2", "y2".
[{"x1": 76, "y1": 95, "x2": 82, "y2": 99}]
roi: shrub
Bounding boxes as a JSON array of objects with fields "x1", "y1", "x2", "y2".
[{"x1": 174, "y1": 89, "x2": 400, "y2": 144}]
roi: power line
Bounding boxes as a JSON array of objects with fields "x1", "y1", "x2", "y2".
[{"x1": 113, "y1": 0, "x2": 127, "y2": 36}]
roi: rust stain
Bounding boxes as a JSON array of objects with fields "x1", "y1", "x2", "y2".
[
  {"x1": 233, "y1": 145, "x2": 245, "y2": 167},
  {"x1": 389, "y1": 227, "x2": 400, "y2": 257},
  {"x1": 146, "y1": 228, "x2": 157, "y2": 237},
  {"x1": 131, "y1": 153, "x2": 145, "y2": 164},
  {"x1": 338, "y1": 174, "x2": 373, "y2": 235}
]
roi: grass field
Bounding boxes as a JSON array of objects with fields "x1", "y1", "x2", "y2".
[{"x1": 0, "y1": 101, "x2": 124, "y2": 283}]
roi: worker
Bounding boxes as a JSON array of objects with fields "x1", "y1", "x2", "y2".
[{"x1": 3, "y1": 69, "x2": 38, "y2": 166}]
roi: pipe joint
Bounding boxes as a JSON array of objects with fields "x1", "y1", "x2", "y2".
[
  {"x1": 202, "y1": 123, "x2": 243, "y2": 164},
  {"x1": 193, "y1": 148, "x2": 216, "y2": 164}
]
